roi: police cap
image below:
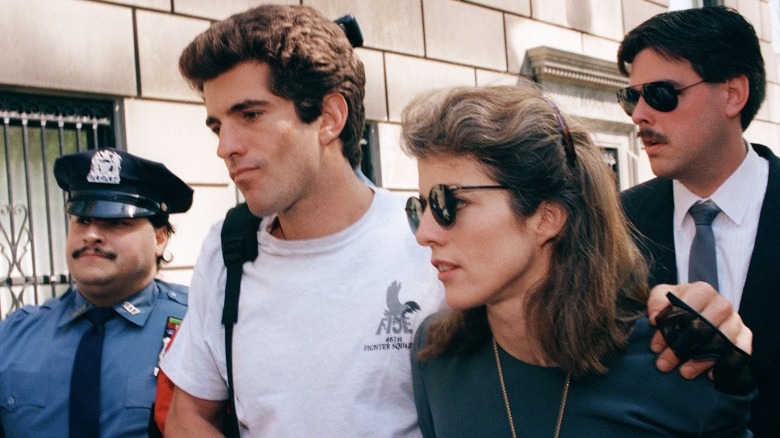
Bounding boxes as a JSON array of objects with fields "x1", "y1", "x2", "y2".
[{"x1": 54, "y1": 148, "x2": 193, "y2": 219}]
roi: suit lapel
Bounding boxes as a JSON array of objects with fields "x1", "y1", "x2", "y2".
[
  {"x1": 623, "y1": 179, "x2": 677, "y2": 286},
  {"x1": 739, "y1": 144, "x2": 780, "y2": 369}
]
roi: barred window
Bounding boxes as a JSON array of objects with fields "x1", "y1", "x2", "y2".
[{"x1": 0, "y1": 92, "x2": 116, "y2": 319}]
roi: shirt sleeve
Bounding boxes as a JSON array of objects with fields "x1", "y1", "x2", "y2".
[{"x1": 161, "y1": 222, "x2": 229, "y2": 401}]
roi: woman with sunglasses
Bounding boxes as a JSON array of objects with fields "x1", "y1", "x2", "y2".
[{"x1": 402, "y1": 85, "x2": 753, "y2": 437}]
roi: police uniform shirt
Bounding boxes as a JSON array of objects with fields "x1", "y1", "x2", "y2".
[{"x1": 0, "y1": 280, "x2": 187, "y2": 438}]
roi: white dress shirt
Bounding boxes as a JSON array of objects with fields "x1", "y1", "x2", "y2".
[{"x1": 673, "y1": 142, "x2": 768, "y2": 309}]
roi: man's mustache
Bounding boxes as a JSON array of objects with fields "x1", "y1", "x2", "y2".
[
  {"x1": 637, "y1": 128, "x2": 670, "y2": 144},
  {"x1": 72, "y1": 246, "x2": 117, "y2": 260}
]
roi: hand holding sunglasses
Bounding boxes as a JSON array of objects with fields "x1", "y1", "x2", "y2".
[
  {"x1": 655, "y1": 292, "x2": 761, "y2": 396},
  {"x1": 616, "y1": 80, "x2": 706, "y2": 116}
]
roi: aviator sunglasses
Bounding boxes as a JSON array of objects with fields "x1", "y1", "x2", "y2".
[{"x1": 616, "y1": 80, "x2": 705, "y2": 116}]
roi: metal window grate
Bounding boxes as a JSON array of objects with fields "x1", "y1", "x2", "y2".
[{"x1": 0, "y1": 92, "x2": 115, "y2": 319}]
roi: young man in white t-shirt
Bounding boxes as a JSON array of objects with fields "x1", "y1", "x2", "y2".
[{"x1": 161, "y1": 5, "x2": 442, "y2": 436}]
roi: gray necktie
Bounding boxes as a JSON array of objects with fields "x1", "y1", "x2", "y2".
[{"x1": 688, "y1": 200, "x2": 721, "y2": 291}]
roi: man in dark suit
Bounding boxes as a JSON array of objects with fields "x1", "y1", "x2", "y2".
[{"x1": 618, "y1": 7, "x2": 778, "y2": 436}]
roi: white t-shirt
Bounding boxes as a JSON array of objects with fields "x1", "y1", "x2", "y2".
[{"x1": 162, "y1": 188, "x2": 444, "y2": 437}]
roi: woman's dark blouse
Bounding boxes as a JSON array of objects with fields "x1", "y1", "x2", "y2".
[{"x1": 411, "y1": 315, "x2": 753, "y2": 437}]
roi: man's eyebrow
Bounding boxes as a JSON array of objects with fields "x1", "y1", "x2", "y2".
[
  {"x1": 205, "y1": 99, "x2": 271, "y2": 127},
  {"x1": 205, "y1": 115, "x2": 219, "y2": 127}
]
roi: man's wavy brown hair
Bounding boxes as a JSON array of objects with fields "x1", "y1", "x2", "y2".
[{"x1": 179, "y1": 5, "x2": 366, "y2": 168}]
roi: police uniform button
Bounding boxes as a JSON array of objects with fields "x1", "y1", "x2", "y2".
[
  {"x1": 7, "y1": 396, "x2": 14, "y2": 406},
  {"x1": 170, "y1": 291, "x2": 177, "y2": 297}
]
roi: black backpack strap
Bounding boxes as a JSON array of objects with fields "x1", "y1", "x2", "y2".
[{"x1": 220, "y1": 203, "x2": 261, "y2": 437}]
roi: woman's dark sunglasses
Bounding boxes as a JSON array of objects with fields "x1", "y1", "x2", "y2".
[
  {"x1": 616, "y1": 80, "x2": 705, "y2": 116},
  {"x1": 655, "y1": 292, "x2": 761, "y2": 396},
  {"x1": 405, "y1": 184, "x2": 507, "y2": 234}
]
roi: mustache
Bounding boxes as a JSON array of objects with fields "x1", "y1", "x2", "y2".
[
  {"x1": 72, "y1": 246, "x2": 117, "y2": 260},
  {"x1": 637, "y1": 128, "x2": 669, "y2": 144}
]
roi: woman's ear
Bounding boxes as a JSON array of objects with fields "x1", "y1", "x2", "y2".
[
  {"x1": 319, "y1": 93, "x2": 348, "y2": 146},
  {"x1": 535, "y1": 200, "x2": 567, "y2": 244}
]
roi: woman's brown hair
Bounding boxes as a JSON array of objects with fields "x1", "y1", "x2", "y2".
[{"x1": 401, "y1": 85, "x2": 649, "y2": 377}]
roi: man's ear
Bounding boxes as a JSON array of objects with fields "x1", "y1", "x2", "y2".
[
  {"x1": 154, "y1": 226, "x2": 169, "y2": 258},
  {"x1": 535, "y1": 200, "x2": 567, "y2": 245},
  {"x1": 724, "y1": 75, "x2": 750, "y2": 119},
  {"x1": 319, "y1": 93, "x2": 348, "y2": 145}
]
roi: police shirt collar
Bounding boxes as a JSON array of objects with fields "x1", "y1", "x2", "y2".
[{"x1": 60, "y1": 282, "x2": 158, "y2": 328}]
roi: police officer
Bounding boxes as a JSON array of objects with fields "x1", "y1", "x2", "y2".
[{"x1": 0, "y1": 148, "x2": 192, "y2": 438}]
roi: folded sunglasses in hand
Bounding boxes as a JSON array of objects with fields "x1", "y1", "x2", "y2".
[{"x1": 655, "y1": 292, "x2": 761, "y2": 396}]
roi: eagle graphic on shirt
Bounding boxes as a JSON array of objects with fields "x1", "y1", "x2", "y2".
[
  {"x1": 385, "y1": 280, "x2": 420, "y2": 318},
  {"x1": 375, "y1": 281, "x2": 420, "y2": 335}
]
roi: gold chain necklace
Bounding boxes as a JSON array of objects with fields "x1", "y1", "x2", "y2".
[{"x1": 492, "y1": 337, "x2": 571, "y2": 438}]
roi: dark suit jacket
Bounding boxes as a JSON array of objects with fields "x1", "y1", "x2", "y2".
[{"x1": 621, "y1": 143, "x2": 780, "y2": 437}]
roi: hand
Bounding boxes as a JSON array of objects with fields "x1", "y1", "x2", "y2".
[{"x1": 647, "y1": 282, "x2": 752, "y2": 379}]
